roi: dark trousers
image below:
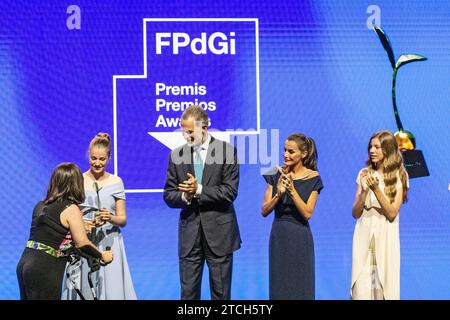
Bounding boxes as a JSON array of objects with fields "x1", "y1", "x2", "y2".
[
  {"x1": 179, "y1": 224, "x2": 233, "y2": 300},
  {"x1": 16, "y1": 248, "x2": 66, "y2": 300}
]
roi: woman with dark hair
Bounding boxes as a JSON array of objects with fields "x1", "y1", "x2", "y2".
[
  {"x1": 16, "y1": 163, "x2": 113, "y2": 300},
  {"x1": 261, "y1": 133, "x2": 323, "y2": 299},
  {"x1": 351, "y1": 130, "x2": 409, "y2": 300}
]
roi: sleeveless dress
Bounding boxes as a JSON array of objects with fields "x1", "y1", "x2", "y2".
[
  {"x1": 351, "y1": 169, "x2": 408, "y2": 300},
  {"x1": 263, "y1": 168, "x2": 323, "y2": 300},
  {"x1": 62, "y1": 174, "x2": 137, "y2": 300}
]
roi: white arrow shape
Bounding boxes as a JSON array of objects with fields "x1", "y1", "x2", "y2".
[{"x1": 148, "y1": 131, "x2": 233, "y2": 150}]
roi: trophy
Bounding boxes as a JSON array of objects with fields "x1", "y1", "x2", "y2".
[
  {"x1": 89, "y1": 181, "x2": 103, "y2": 243},
  {"x1": 373, "y1": 24, "x2": 430, "y2": 178}
]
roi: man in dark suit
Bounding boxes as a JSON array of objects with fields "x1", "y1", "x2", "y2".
[{"x1": 163, "y1": 105, "x2": 241, "y2": 300}]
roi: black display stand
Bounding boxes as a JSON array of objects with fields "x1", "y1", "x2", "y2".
[{"x1": 401, "y1": 149, "x2": 429, "y2": 178}]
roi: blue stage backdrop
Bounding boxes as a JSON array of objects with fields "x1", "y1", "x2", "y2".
[{"x1": 1, "y1": 0, "x2": 449, "y2": 299}]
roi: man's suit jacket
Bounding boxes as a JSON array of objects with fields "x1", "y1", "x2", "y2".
[{"x1": 163, "y1": 136, "x2": 241, "y2": 258}]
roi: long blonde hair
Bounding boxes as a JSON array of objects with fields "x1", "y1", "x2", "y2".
[{"x1": 366, "y1": 130, "x2": 408, "y2": 203}]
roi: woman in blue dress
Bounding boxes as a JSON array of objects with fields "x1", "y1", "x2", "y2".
[
  {"x1": 262, "y1": 133, "x2": 323, "y2": 300},
  {"x1": 62, "y1": 133, "x2": 137, "y2": 300}
]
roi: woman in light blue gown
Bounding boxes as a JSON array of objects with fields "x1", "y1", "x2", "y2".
[{"x1": 62, "y1": 133, "x2": 137, "y2": 300}]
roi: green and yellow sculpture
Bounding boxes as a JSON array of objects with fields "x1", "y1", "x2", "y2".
[{"x1": 373, "y1": 24, "x2": 427, "y2": 150}]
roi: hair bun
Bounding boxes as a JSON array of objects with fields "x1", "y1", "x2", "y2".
[
  {"x1": 89, "y1": 132, "x2": 112, "y2": 158},
  {"x1": 96, "y1": 132, "x2": 110, "y2": 142}
]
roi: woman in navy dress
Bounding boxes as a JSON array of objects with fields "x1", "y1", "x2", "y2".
[{"x1": 262, "y1": 133, "x2": 323, "y2": 300}]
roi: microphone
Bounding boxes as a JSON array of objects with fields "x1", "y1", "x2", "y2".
[{"x1": 89, "y1": 226, "x2": 97, "y2": 244}]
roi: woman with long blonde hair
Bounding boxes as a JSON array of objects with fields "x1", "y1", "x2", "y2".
[
  {"x1": 62, "y1": 133, "x2": 136, "y2": 300},
  {"x1": 351, "y1": 130, "x2": 409, "y2": 300}
]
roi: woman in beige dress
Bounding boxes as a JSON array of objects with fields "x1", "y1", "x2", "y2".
[{"x1": 351, "y1": 130, "x2": 409, "y2": 300}]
